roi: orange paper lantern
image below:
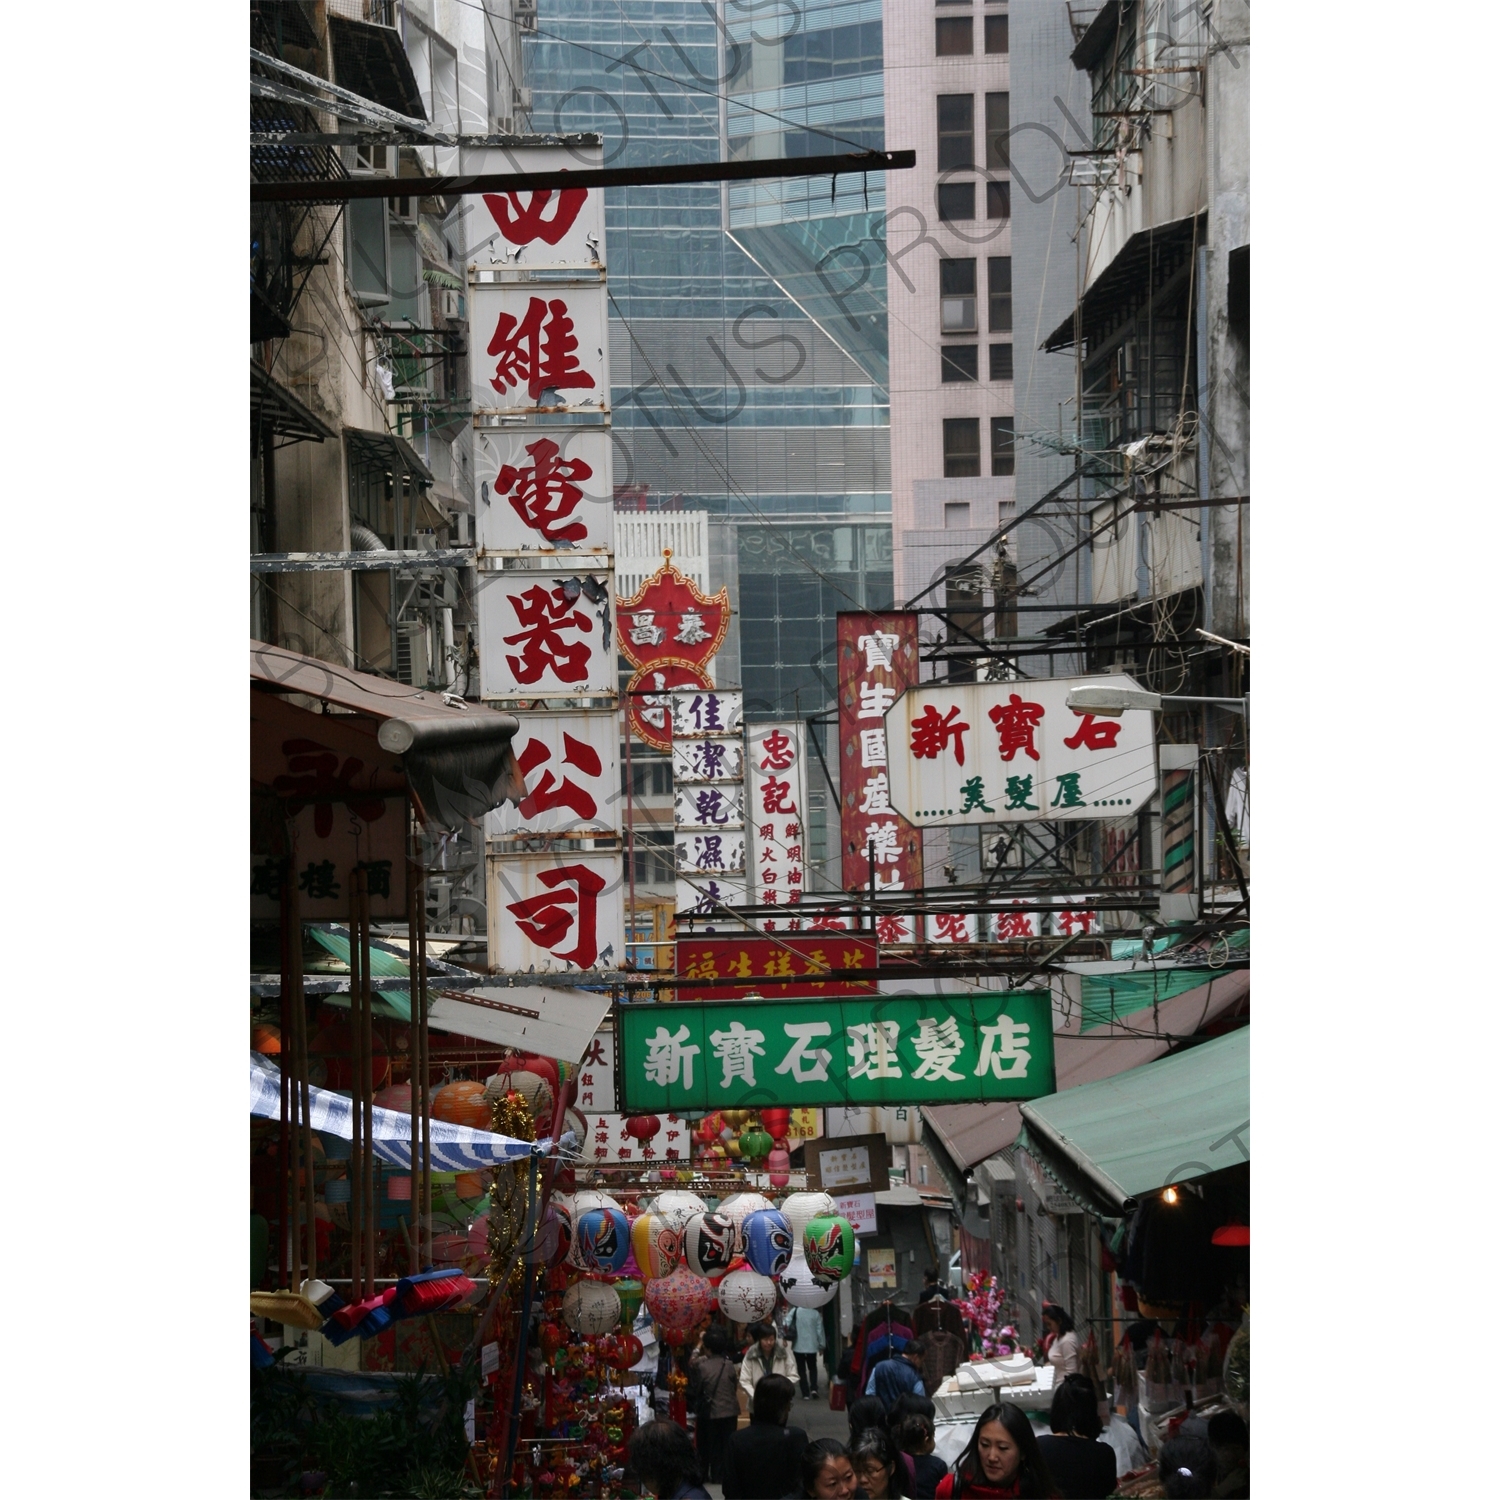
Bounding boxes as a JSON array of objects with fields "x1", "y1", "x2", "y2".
[{"x1": 432, "y1": 1080, "x2": 491, "y2": 1131}]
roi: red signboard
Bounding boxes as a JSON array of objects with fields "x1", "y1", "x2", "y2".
[
  {"x1": 836, "y1": 613, "x2": 924, "y2": 936},
  {"x1": 675, "y1": 936, "x2": 879, "y2": 1002},
  {"x1": 617, "y1": 550, "x2": 731, "y2": 674},
  {"x1": 625, "y1": 659, "x2": 712, "y2": 752}
]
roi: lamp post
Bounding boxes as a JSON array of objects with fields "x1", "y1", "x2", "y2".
[{"x1": 1065, "y1": 686, "x2": 1248, "y2": 717}]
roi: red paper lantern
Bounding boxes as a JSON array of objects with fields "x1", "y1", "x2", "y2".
[
  {"x1": 1211, "y1": 1222, "x2": 1250, "y2": 1247},
  {"x1": 759, "y1": 1108, "x2": 791, "y2": 1139},
  {"x1": 607, "y1": 1333, "x2": 644, "y2": 1372},
  {"x1": 625, "y1": 1115, "x2": 661, "y2": 1145}
]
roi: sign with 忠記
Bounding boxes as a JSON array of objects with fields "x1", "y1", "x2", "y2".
[
  {"x1": 884, "y1": 674, "x2": 1158, "y2": 827},
  {"x1": 615, "y1": 992, "x2": 1055, "y2": 1112}
]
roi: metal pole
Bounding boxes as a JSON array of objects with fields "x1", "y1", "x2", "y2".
[
  {"x1": 624, "y1": 709, "x2": 638, "y2": 972},
  {"x1": 360, "y1": 868, "x2": 377, "y2": 1297},
  {"x1": 407, "y1": 850, "x2": 421, "y2": 1277},
  {"x1": 289, "y1": 848, "x2": 316, "y2": 1285},
  {"x1": 348, "y1": 874, "x2": 364, "y2": 1296},
  {"x1": 278, "y1": 865, "x2": 292, "y2": 1290},
  {"x1": 417, "y1": 863, "x2": 432, "y2": 1269}
]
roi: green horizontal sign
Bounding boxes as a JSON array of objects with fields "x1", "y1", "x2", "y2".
[{"x1": 616, "y1": 992, "x2": 1055, "y2": 1112}]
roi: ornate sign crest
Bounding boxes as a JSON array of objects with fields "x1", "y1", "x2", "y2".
[{"x1": 617, "y1": 550, "x2": 731, "y2": 674}]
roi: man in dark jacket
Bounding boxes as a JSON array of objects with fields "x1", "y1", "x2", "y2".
[{"x1": 722, "y1": 1374, "x2": 808, "y2": 1500}]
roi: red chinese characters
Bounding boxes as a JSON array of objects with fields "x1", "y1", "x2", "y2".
[
  {"x1": 1062, "y1": 712, "x2": 1122, "y2": 751},
  {"x1": 482, "y1": 188, "x2": 588, "y2": 246},
  {"x1": 506, "y1": 863, "x2": 607, "y2": 968},
  {"x1": 272, "y1": 738, "x2": 387, "y2": 838},
  {"x1": 987, "y1": 693, "x2": 1046, "y2": 762},
  {"x1": 516, "y1": 733, "x2": 604, "y2": 820},
  {"x1": 486, "y1": 296, "x2": 596, "y2": 402},
  {"x1": 909, "y1": 704, "x2": 970, "y2": 765},
  {"x1": 502, "y1": 582, "x2": 594, "y2": 684},
  {"x1": 496, "y1": 437, "x2": 593, "y2": 544}
]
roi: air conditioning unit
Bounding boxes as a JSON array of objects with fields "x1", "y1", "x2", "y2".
[
  {"x1": 511, "y1": 85, "x2": 533, "y2": 113},
  {"x1": 516, "y1": 0, "x2": 538, "y2": 33},
  {"x1": 439, "y1": 288, "x2": 464, "y2": 319}
]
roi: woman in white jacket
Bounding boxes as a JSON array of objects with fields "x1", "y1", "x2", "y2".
[
  {"x1": 788, "y1": 1305, "x2": 827, "y2": 1398},
  {"x1": 739, "y1": 1319, "x2": 800, "y2": 1407}
]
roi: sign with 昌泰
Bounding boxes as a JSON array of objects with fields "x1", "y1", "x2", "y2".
[
  {"x1": 616, "y1": 992, "x2": 1055, "y2": 1112},
  {"x1": 675, "y1": 936, "x2": 878, "y2": 1002},
  {"x1": 884, "y1": 675, "x2": 1158, "y2": 826}
]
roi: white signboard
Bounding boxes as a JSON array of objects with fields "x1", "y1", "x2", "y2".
[
  {"x1": 675, "y1": 877, "x2": 746, "y2": 934},
  {"x1": 486, "y1": 712, "x2": 620, "y2": 837},
  {"x1": 577, "y1": 1028, "x2": 616, "y2": 1114},
  {"x1": 583, "y1": 1112, "x2": 693, "y2": 1166},
  {"x1": 457, "y1": 147, "x2": 606, "y2": 269},
  {"x1": 673, "y1": 785, "x2": 746, "y2": 830},
  {"x1": 486, "y1": 850, "x2": 624, "y2": 973},
  {"x1": 426, "y1": 986, "x2": 612, "y2": 1065},
  {"x1": 673, "y1": 738, "x2": 744, "y2": 783},
  {"x1": 746, "y1": 723, "x2": 808, "y2": 929},
  {"x1": 834, "y1": 1191, "x2": 879, "y2": 1236},
  {"x1": 925, "y1": 911, "x2": 979, "y2": 945},
  {"x1": 477, "y1": 571, "x2": 615, "y2": 698},
  {"x1": 676, "y1": 829, "x2": 747, "y2": 875},
  {"x1": 884, "y1": 675, "x2": 1158, "y2": 826},
  {"x1": 1051, "y1": 906, "x2": 1102, "y2": 937},
  {"x1": 818, "y1": 1144, "x2": 873, "y2": 1190},
  {"x1": 475, "y1": 427, "x2": 614, "y2": 555},
  {"x1": 671, "y1": 690, "x2": 743, "y2": 738},
  {"x1": 469, "y1": 285, "x2": 610, "y2": 418}
]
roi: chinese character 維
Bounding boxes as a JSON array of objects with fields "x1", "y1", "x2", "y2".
[
  {"x1": 486, "y1": 295, "x2": 596, "y2": 402},
  {"x1": 355, "y1": 859, "x2": 393, "y2": 899},
  {"x1": 931, "y1": 913, "x2": 971, "y2": 943},
  {"x1": 758, "y1": 730, "x2": 795, "y2": 770},
  {"x1": 693, "y1": 789, "x2": 732, "y2": 826},
  {"x1": 516, "y1": 732, "x2": 603, "y2": 820},
  {"x1": 864, "y1": 822, "x2": 902, "y2": 865},
  {"x1": 774, "y1": 1021, "x2": 833, "y2": 1083},
  {"x1": 912, "y1": 1016, "x2": 966, "y2": 1081},
  {"x1": 857, "y1": 632, "x2": 900, "y2": 673},
  {"x1": 761, "y1": 777, "x2": 797, "y2": 815},
  {"x1": 644, "y1": 1024, "x2": 701, "y2": 1089},
  {"x1": 960, "y1": 777, "x2": 994, "y2": 814},
  {"x1": 1050, "y1": 773, "x2": 1086, "y2": 809},
  {"x1": 1063, "y1": 712, "x2": 1122, "y2": 751},
  {"x1": 1004, "y1": 775, "x2": 1039, "y2": 812},
  {"x1": 859, "y1": 728, "x2": 887, "y2": 768},
  {"x1": 847, "y1": 1020, "x2": 904, "y2": 1080},
  {"x1": 987, "y1": 693, "x2": 1046, "y2": 762},
  {"x1": 675, "y1": 610, "x2": 710, "y2": 646},
  {"x1": 975, "y1": 1015, "x2": 1031, "y2": 1079},
  {"x1": 298, "y1": 860, "x2": 341, "y2": 901},
  {"x1": 506, "y1": 862, "x2": 607, "y2": 967},
  {"x1": 502, "y1": 583, "x2": 594, "y2": 684},
  {"x1": 858, "y1": 773, "x2": 892, "y2": 815},
  {"x1": 910, "y1": 704, "x2": 970, "y2": 765},
  {"x1": 858, "y1": 683, "x2": 897, "y2": 720},
  {"x1": 627, "y1": 610, "x2": 666, "y2": 648},
  {"x1": 708, "y1": 1020, "x2": 766, "y2": 1088},
  {"x1": 496, "y1": 437, "x2": 593, "y2": 543}
]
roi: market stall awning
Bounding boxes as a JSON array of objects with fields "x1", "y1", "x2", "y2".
[
  {"x1": 1017, "y1": 1026, "x2": 1249, "y2": 1218},
  {"x1": 251, "y1": 641, "x2": 523, "y2": 828},
  {"x1": 252, "y1": 360, "x2": 337, "y2": 445},
  {"x1": 922, "y1": 968, "x2": 1247, "y2": 1171},
  {"x1": 250, "y1": 1053, "x2": 536, "y2": 1171}
]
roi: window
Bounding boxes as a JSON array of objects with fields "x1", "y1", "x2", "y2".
[
  {"x1": 944, "y1": 418, "x2": 982, "y2": 478},
  {"x1": 989, "y1": 343, "x2": 1014, "y2": 381},
  {"x1": 944, "y1": 502, "x2": 972, "y2": 529},
  {"x1": 940, "y1": 258, "x2": 978, "y2": 333},
  {"x1": 937, "y1": 95, "x2": 975, "y2": 171},
  {"x1": 938, "y1": 182, "x2": 976, "y2": 222},
  {"x1": 941, "y1": 345, "x2": 979, "y2": 383},
  {"x1": 991, "y1": 416, "x2": 1015, "y2": 476},
  {"x1": 783, "y1": 21, "x2": 883, "y2": 85},
  {"x1": 987, "y1": 180, "x2": 1011, "y2": 220},
  {"x1": 936, "y1": 17, "x2": 973, "y2": 54},
  {"x1": 985, "y1": 14, "x2": 1009, "y2": 53},
  {"x1": 988, "y1": 257, "x2": 1013, "y2": 330},
  {"x1": 985, "y1": 92, "x2": 1010, "y2": 169}
]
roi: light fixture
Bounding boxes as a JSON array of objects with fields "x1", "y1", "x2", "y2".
[{"x1": 1162, "y1": 1186, "x2": 1179, "y2": 1205}]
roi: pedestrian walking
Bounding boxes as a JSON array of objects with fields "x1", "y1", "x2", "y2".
[
  {"x1": 935, "y1": 1403, "x2": 1058, "y2": 1500},
  {"x1": 789, "y1": 1304, "x2": 827, "y2": 1398},
  {"x1": 851, "y1": 1425, "x2": 909, "y2": 1500},
  {"x1": 865, "y1": 1336, "x2": 927, "y2": 1410},
  {"x1": 690, "y1": 1324, "x2": 742, "y2": 1483},
  {"x1": 723, "y1": 1374, "x2": 808, "y2": 1500},
  {"x1": 1039, "y1": 1306, "x2": 1080, "y2": 1379},
  {"x1": 740, "y1": 1319, "x2": 800, "y2": 1406},
  {"x1": 1034, "y1": 1376, "x2": 1116, "y2": 1499},
  {"x1": 627, "y1": 1421, "x2": 712, "y2": 1500},
  {"x1": 783, "y1": 1438, "x2": 860, "y2": 1500}
]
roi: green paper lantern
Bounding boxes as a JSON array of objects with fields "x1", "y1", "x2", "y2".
[
  {"x1": 615, "y1": 1277, "x2": 644, "y2": 1328},
  {"x1": 739, "y1": 1126, "x2": 773, "y2": 1164},
  {"x1": 803, "y1": 1214, "x2": 855, "y2": 1281}
]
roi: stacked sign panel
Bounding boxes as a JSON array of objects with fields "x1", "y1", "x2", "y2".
[
  {"x1": 746, "y1": 723, "x2": 808, "y2": 931},
  {"x1": 672, "y1": 690, "x2": 746, "y2": 934}
]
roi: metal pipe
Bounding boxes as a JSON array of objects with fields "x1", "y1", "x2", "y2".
[
  {"x1": 278, "y1": 866, "x2": 292, "y2": 1290},
  {"x1": 360, "y1": 868, "x2": 377, "y2": 1297},
  {"x1": 407, "y1": 850, "x2": 421, "y2": 1278},
  {"x1": 417, "y1": 856, "x2": 433, "y2": 1271},
  {"x1": 289, "y1": 858, "x2": 316, "y2": 1284},
  {"x1": 348, "y1": 874, "x2": 363, "y2": 1296}
]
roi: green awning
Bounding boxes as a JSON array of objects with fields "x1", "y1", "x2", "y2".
[{"x1": 1018, "y1": 1027, "x2": 1248, "y2": 1217}]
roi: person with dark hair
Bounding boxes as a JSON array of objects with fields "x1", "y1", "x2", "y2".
[
  {"x1": 1205, "y1": 1412, "x2": 1248, "y2": 1499},
  {"x1": 852, "y1": 1424, "x2": 910, "y2": 1500},
  {"x1": 919, "y1": 1268, "x2": 953, "y2": 1303},
  {"x1": 789, "y1": 1304, "x2": 828, "y2": 1398},
  {"x1": 1034, "y1": 1375, "x2": 1115, "y2": 1499},
  {"x1": 723, "y1": 1374, "x2": 808, "y2": 1500},
  {"x1": 628, "y1": 1420, "x2": 711, "y2": 1500},
  {"x1": 847, "y1": 1395, "x2": 889, "y2": 1447},
  {"x1": 936, "y1": 1403, "x2": 1058, "y2": 1499},
  {"x1": 1157, "y1": 1436, "x2": 1216, "y2": 1499},
  {"x1": 741, "y1": 1318, "x2": 800, "y2": 1405},
  {"x1": 1039, "y1": 1306, "x2": 1080, "y2": 1379},
  {"x1": 893, "y1": 1410, "x2": 947, "y2": 1500},
  {"x1": 690, "y1": 1323, "x2": 742, "y2": 1482},
  {"x1": 784, "y1": 1438, "x2": 860, "y2": 1500},
  {"x1": 865, "y1": 1335, "x2": 926, "y2": 1409}
]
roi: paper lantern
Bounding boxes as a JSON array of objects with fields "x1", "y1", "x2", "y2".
[
  {"x1": 738, "y1": 1126, "x2": 773, "y2": 1163},
  {"x1": 526, "y1": 1206, "x2": 570, "y2": 1267},
  {"x1": 643, "y1": 1264, "x2": 715, "y2": 1336},
  {"x1": 767, "y1": 1147, "x2": 792, "y2": 1189},
  {"x1": 778, "y1": 1249, "x2": 838, "y2": 1308},
  {"x1": 373, "y1": 1083, "x2": 414, "y2": 1115},
  {"x1": 759, "y1": 1107, "x2": 791, "y2": 1139},
  {"x1": 631, "y1": 1211, "x2": 684, "y2": 1281},
  {"x1": 310, "y1": 1019, "x2": 390, "y2": 1090},
  {"x1": 572, "y1": 1190, "x2": 622, "y2": 1217},
  {"x1": 609, "y1": 1332, "x2": 645, "y2": 1371},
  {"x1": 654, "y1": 1189, "x2": 707, "y2": 1220},
  {"x1": 454, "y1": 1171, "x2": 486, "y2": 1200},
  {"x1": 625, "y1": 1115, "x2": 662, "y2": 1145},
  {"x1": 803, "y1": 1214, "x2": 856, "y2": 1281},
  {"x1": 562, "y1": 1279, "x2": 622, "y2": 1337},
  {"x1": 251, "y1": 1023, "x2": 281, "y2": 1056},
  {"x1": 681, "y1": 1212, "x2": 737, "y2": 1278},
  {"x1": 742, "y1": 1209, "x2": 795, "y2": 1278},
  {"x1": 433, "y1": 1081, "x2": 491, "y2": 1131},
  {"x1": 614, "y1": 1277, "x2": 645, "y2": 1327},
  {"x1": 717, "y1": 1267, "x2": 779, "y2": 1325},
  {"x1": 722, "y1": 1109, "x2": 752, "y2": 1129},
  {"x1": 575, "y1": 1207, "x2": 631, "y2": 1274},
  {"x1": 782, "y1": 1191, "x2": 836, "y2": 1242},
  {"x1": 486, "y1": 1069, "x2": 554, "y2": 1120}
]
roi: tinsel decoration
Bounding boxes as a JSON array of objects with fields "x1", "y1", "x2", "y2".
[{"x1": 487, "y1": 1090, "x2": 538, "y2": 1286}]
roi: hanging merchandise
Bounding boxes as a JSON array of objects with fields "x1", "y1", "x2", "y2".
[
  {"x1": 574, "y1": 1207, "x2": 631, "y2": 1274},
  {"x1": 767, "y1": 1144, "x2": 792, "y2": 1188},
  {"x1": 614, "y1": 1278, "x2": 645, "y2": 1328},
  {"x1": 717, "y1": 1267, "x2": 779, "y2": 1325},
  {"x1": 782, "y1": 1190, "x2": 837, "y2": 1242},
  {"x1": 741, "y1": 1209, "x2": 796, "y2": 1278},
  {"x1": 562, "y1": 1278, "x2": 623, "y2": 1337},
  {"x1": 759, "y1": 1107, "x2": 791, "y2": 1139},
  {"x1": 652, "y1": 1189, "x2": 708, "y2": 1219},
  {"x1": 643, "y1": 1264, "x2": 716, "y2": 1341},
  {"x1": 630, "y1": 1210, "x2": 684, "y2": 1281},
  {"x1": 528, "y1": 1206, "x2": 571, "y2": 1268},
  {"x1": 572, "y1": 1189, "x2": 623, "y2": 1217},
  {"x1": 718, "y1": 1192, "x2": 775, "y2": 1250},
  {"x1": 803, "y1": 1214, "x2": 856, "y2": 1281},
  {"x1": 624, "y1": 1115, "x2": 661, "y2": 1147},
  {"x1": 433, "y1": 1080, "x2": 492, "y2": 1130},
  {"x1": 681, "y1": 1211, "x2": 737, "y2": 1278},
  {"x1": 778, "y1": 1249, "x2": 838, "y2": 1309}
]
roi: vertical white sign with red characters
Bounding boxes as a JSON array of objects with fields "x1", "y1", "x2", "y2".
[
  {"x1": 486, "y1": 849, "x2": 624, "y2": 974},
  {"x1": 576, "y1": 1028, "x2": 617, "y2": 1114},
  {"x1": 475, "y1": 428, "x2": 613, "y2": 557},
  {"x1": 582, "y1": 1112, "x2": 693, "y2": 1167},
  {"x1": 486, "y1": 713, "x2": 621, "y2": 837},
  {"x1": 476, "y1": 570, "x2": 616, "y2": 697},
  {"x1": 468, "y1": 286, "x2": 609, "y2": 419},
  {"x1": 746, "y1": 724, "x2": 808, "y2": 932}
]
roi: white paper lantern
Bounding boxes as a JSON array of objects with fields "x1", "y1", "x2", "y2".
[
  {"x1": 717, "y1": 1267, "x2": 779, "y2": 1325},
  {"x1": 718, "y1": 1192, "x2": 775, "y2": 1250},
  {"x1": 572, "y1": 1190, "x2": 622, "y2": 1217},
  {"x1": 777, "y1": 1249, "x2": 838, "y2": 1308},
  {"x1": 654, "y1": 1189, "x2": 708, "y2": 1220},
  {"x1": 781, "y1": 1191, "x2": 836, "y2": 1243},
  {"x1": 562, "y1": 1279, "x2": 623, "y2": 1336}
]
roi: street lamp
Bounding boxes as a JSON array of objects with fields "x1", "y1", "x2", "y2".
[{"x1": 1066, "y1": 686, "x2": 1248, "y2": 718}]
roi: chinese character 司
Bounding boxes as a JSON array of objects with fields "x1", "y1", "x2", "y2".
[
  {"x1": 988, "y1": 693, "x2": 1045, "y2": 762},
  {"x1": 644, "y1": 1025, "x2": 701, "y2": 1090},
  {"x1": 675, "y1": 610, "x2": 710, "y2": 646},
  {"x1": 505, "y1": 862, "x2": 607, "y2": 967},
  {"x1": 910, "y1": 704, "x2": 970, "y2": 765},
  {"x1": 516, "y1": 732, "x2": 603, "y2": 820},
  {"x1": 496, "y1": 437, "x2": 593, "y2": 544},
  {"x1": 486, "y1": 295, "x2": 596, "y2": 402},
  {"x1": 503, "y1": 583, "x2": 594, "y2": 684},
  {"x1": 759, "y1": 729, "x2": 795, "y2": 771}
]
